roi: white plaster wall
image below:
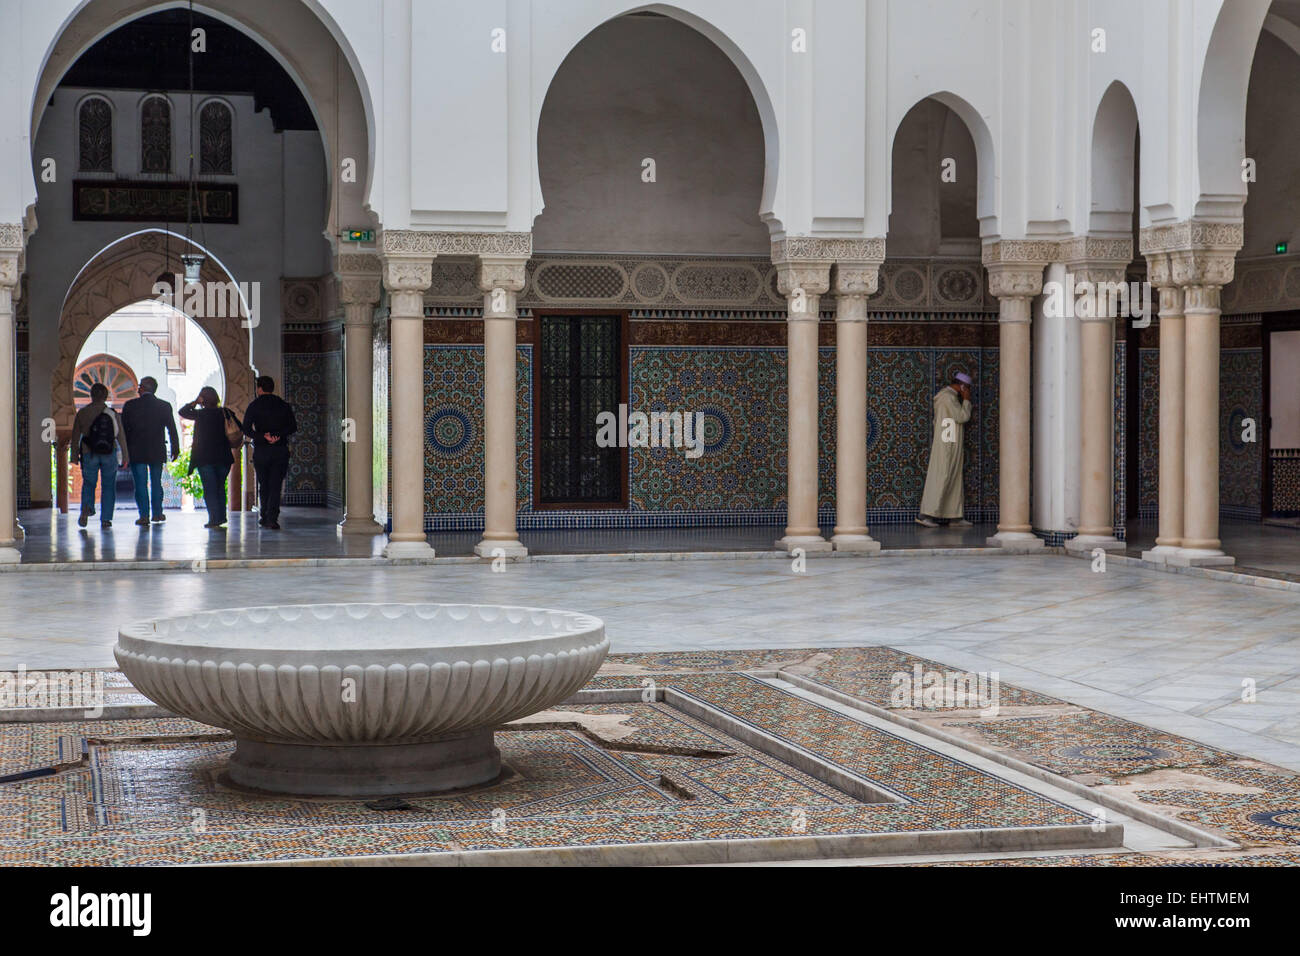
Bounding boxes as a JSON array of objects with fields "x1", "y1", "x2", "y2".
[
  {"x1": 0, "y1": 0, "x2": 1272, "y2": 243},
  {"x1": 1272, "y1": 330, "x2": 1300, "y2": 448},
  {"x1": 532, "y1": 14, "x2": 768, "y2": 255},
  {"x1": 1241, "y1": 30, "x2": 1300, "y2": 256}
]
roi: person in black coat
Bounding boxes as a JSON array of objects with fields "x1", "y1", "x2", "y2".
[
  {"x1": 241, "y1": 375, "x2": 297, "y2": 530},
  {"x1": 179, "y1": 386, "x2": 242, "y2": 529},
  {"x1": 121, "y1": 376, "x2": 181, "y2": 526}
]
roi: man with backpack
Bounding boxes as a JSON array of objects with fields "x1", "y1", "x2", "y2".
[{"x1": 70, "y1": 381, "x2": 129, "y2": 529}]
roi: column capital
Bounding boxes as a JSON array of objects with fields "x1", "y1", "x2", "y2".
[
  {"x1": 773, "y1": 261, "x2": 831, "y2": 297},
  {"x1": 0, "y1": 223, "x2": 21, "y2": 290},
  {"x1": 1145, "y1": 251, "x2": 1174, "y2": 288},
  {"x1": 0, "y1": 252, "x2": 18, "y2": 292},
  {"x1": 984, "y1": 262, "x2": 1044, "y2": 300},
  {"x1": 381, "y1": 258, "x2": 433, "y2": 294},
  {"x1": 338, "y1": 276, "x2": 382, "y2": 309},
  {"x1": 832, "y1": 259, "x2": 883, "y2": 299},
  {"x1": 477, "y1": 256, "x2": 528, "y2": 295},
  {"x1": 1170, "y1": 248, "x2": 1236, "y2": 290},
  {"x1": 1138, "y1": 219, "x2": 1242, "y2": 291}
]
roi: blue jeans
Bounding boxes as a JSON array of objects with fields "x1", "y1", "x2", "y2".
[
  {"x1": 79, "y1": 453, "x2": 118, "y2": 519},
  {"x1": 130, "y1": 461, "x2": 166, "y2": 519},
  {"x1": 196, "y1": 464, "x2": 227, "y2": 525}
]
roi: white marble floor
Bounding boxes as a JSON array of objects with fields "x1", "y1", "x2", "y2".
[{"x1": 2, "y1": 552, "x2": 1298, "y2": 769}]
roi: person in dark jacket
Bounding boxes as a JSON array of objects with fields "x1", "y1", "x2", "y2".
[
  {"x1": 241, "y1": 375, "x2": 297, "y2": 530},
  {"x1": 179, "y1": 386, "x2": 241, "y2": 529},
  {"x1": 70, "y1": 382, "x2": 129, "y2": 529},
  {"x1": 121, "y1": 376, "x2": 180, "y2": 526}
]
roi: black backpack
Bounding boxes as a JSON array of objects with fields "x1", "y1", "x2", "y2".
[{"x1": 87, "y1": 411, "x2": 116, "y2": 455}]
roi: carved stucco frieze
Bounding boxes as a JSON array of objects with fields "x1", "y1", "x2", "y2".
[
  {"x1": 1058, "y1": 235, "x2": 1133, "y2": 266},
  {"x1": 981, "y1": 239, "x2": 1059, "y2": 266},
  {"x1": 771, "y1": 236, "x2": 885, "y2": 264},
  {"x1": 1139, "y1": 221, "x2": 1244, "y2": 256},
  {"x1": 1068, "y1": 265, "x2": 1129, "y2": 289},
  {"x1": 335, "y1": 252, "x2": 381, "y2": 276},
  {"x1": 0, "y1": 223, "x2": 23, "y2": 254},
  {"x1": 382, "y1": 229, "x2": 532, "y2": 259}
]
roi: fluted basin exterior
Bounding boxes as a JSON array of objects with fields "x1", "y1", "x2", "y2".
[{"x1": 113, "y1": 603, "x2": 608, "y2": 795}]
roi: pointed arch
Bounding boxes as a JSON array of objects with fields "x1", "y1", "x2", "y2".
[
  {"x1": 1089, "y1": 80, "x2": 1140, "y2": 235},
  {"x1": 890, "y1": 91, "x2": 997, "y2": 238},
  {"x1": 534, "y1": 3, "x2": 782, "y2": 235},
  {"x1": 53, "y1": 229, "x2": 253, "y2": 430}
]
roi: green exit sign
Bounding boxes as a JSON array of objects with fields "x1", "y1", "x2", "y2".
[
  {"x1": 1277, "y1": 241, "x2": 1288, "y2": 254},
  {"x1": 344, "y1": 229, "x2": 374, "y2": 243}
]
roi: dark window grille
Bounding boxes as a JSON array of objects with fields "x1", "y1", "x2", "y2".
[
  {"x1": 199, "y1": 101, "x2": 233, "y2": 174},
  {"x1": 537, "y1": 315, "x2": 623, "y2": 505},
  {"x1": 140, "y1": 96, "x2": 171, "y2": 174},
  {"x1": 78, "y1": 98, "x2": 113, "y2": 172}
]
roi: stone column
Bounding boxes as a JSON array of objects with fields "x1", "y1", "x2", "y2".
[
  {"x1": 1170, "y1": 248, "x2": 1236, "y2": 567},
  {"x1": 338, "y1": 266, "x2": 383, "y2": 535},
  {"x1": 985, "y1": 262, "x2": 1046, "y2": 551},
  {"x1": 380, "y1": 237, "x2": 435, "y2": 559},
  {"x1": 1142, "y1": 254, "x2": 1185, "y2": 562},
  {"x1": 774, "y1": 258, "x2": 832, "y2": 553},
  {"x1": 830, "y1": 260, "x2": 881, "y2": 552},
  {"x1": 1063, "y1": 261, "x2": 1128, "y2": 554},
  {"x1": 474, "y1": 256, "x2": 528, "y2": 559},
  {"x1": 0, "y1": 241, "x2": 20, "y2": 563}
]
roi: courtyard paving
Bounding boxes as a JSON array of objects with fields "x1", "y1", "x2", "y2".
[{"x1": 1, "y1": 550, "x2": 1298, "y2": 774}]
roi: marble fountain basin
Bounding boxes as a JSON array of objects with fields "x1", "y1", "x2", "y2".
[{"x1": 114, "y1": 603, "x2": 608, "y2": 796}]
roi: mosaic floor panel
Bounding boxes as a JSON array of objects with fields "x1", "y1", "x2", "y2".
[{"x1": 1, "y1": 647, "x2": 1297, "y2": 866}]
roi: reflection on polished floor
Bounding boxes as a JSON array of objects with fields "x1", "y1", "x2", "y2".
[
  {"x1": 14, "y1": 507, "x2": 1300, "y2": 575},
  {"x1": 13, "y1": 507, "x2": 997, "y2": 563}
]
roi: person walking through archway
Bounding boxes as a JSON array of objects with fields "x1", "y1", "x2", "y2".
[
  {"x1": 242, "y1": 375, "x2": 297, "y2": 531},
  {"x1": 70, "y1": 381, "x2": 129, "y2": 529},
  {"x1": 179, "y1": 386, "x2": 242, "y2": 529},
  {"x1": 121, "y1": 376, "x2": 180, "y2": 526}
]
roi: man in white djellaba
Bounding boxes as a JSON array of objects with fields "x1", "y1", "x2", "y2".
[{"x1": 915, "y1": 371, "x2": 973, "y2": 528}]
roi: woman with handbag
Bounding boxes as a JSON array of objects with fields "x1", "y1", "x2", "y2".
[{"x1": 179, "y1": 386, "x2": 244, "y2": 528}]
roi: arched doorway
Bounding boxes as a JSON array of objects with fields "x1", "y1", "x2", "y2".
[
  {"x1": 512, "y1": 10, "x2": 776, "y2": 530},
  {"x1": 52, "y1": 230, "x2": 253, "y2": 512},
  {"x1": 881, "y1": 96, "x2": 995, "y2": 530},
  {"x1": 20, "y1": 1, "x2": 377, "y2": 545},
  {"x1": 63, "y1": 299, "x2": 225, "y2": 512}
]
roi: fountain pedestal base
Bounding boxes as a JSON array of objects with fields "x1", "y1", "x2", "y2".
[{"x1": 227, "y1": 729, "x2": 501, "y2": 797}]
